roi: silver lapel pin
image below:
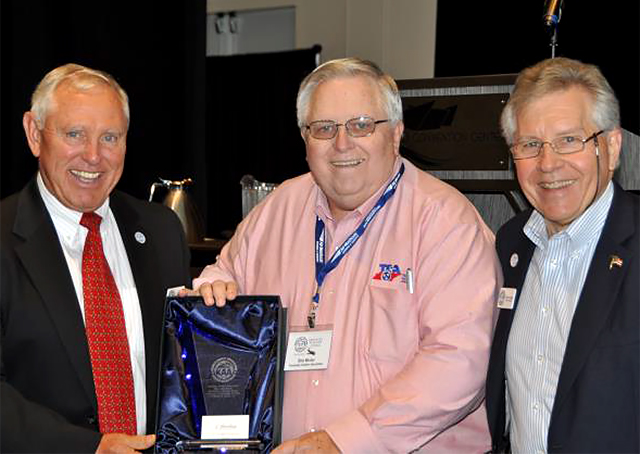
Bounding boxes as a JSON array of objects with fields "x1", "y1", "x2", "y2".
[{"x1": 135, "y1": 231, "x2": 146, "y2": 244}]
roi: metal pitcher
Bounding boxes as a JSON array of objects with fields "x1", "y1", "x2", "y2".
[
  {"x1": 149, "y1": 177, "x2": 205, "y2": 243},
  {"x1": 240, "y1": 175, "x2": 278, "y2": 218}
]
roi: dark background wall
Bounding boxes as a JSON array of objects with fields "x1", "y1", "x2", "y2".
[
  {"x1": 1, "y1": 0, "x2": 638, "y2": 239},
  {"x1": 435, "y1": 1, "x2": 639, "y2": 134},
  {"x1": 0, "y1": 0, "x2": 208, "y2": 225}
]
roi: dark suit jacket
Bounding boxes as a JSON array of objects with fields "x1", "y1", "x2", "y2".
[
  {"x1": 485, "y1": 182, "x2": 640, "y2": 453},
  {"x1": 0, "y1": 178, "x2": 191, "y2": 453}
]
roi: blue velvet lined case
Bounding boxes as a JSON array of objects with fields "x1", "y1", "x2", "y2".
[{"x1": 155, "y1": 296, "x2": 286, "y2": 453}]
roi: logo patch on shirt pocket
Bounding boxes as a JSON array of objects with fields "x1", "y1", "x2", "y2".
[{"x1": 371, "y1": 263, "x2": 406, "y2": 289}]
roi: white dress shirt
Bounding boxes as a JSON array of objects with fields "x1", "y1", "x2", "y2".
[
  {"x1": 37, "y1": 173, "x2": 147, "y2": 435},
  {"x1": 505, "y1": 181, "x2": 614, "y2": 453}
]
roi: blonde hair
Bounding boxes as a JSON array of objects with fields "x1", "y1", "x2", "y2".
[{"x1": 501, "y1": 57, "x2": 619, "y2": 144}]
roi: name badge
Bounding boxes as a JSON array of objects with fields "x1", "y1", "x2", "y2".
[
  {"x1": 497, "y1": 287, "x2": 517, "y2": 309},
  {"x1": 284, "y1": 330, "x2": 333, "y2": 371},
  {"x1": 201, "y1": 414, "x2": 249, "y2": 440}
]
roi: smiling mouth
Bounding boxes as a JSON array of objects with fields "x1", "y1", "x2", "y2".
[
  {"x1": 539, "y1": 179, "x2": 576, "y2": 189},
  {"x1": 70, "y1": 170, "x2": 102, "y2": 182},
  {"x1": 331, "y1": 158, "x2": 365, "y2": 168}
]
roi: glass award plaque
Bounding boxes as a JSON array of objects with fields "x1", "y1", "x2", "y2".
[{"x1": 155, "y1": 296, "x2": 286, "y2": 453}]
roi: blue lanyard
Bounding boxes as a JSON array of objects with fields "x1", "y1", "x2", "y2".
[{"x1": 308, "y1": 163, "x2": 405, "y2": 328}]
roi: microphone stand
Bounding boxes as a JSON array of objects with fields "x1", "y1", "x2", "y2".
[
  {"x1": 548, "y1": 26, "x2": 559, "y2": 58},
  {"x1": 542, "y1": 0, "x2": 563, "y2": 58}
]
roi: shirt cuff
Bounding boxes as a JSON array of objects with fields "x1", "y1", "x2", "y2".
[
  {"x1": 324, "y1": 409, "x2": 387, "y2": 454},
  {"x1": 192, "y1": 265, "x2": 229, "y2": 290}
]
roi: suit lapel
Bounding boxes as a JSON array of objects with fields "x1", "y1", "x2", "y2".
[
  {"x1": 551, "y1": 186, "x2": 636, "y2": 415},
  {"x1": 13, "y1": 180, "x2": 97, "y2": 409},
  {"x1": 495, "y1": 213, "x2": 537, "y2": 362},
  {"x1": 488, "y1": 214, "x2": 536, "y2": 442},
  {"x1": 110, "y1": 193, "x2": 164, "y2": 428}
]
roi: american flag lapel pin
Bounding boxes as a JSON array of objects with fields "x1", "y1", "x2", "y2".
[{"x1": 608, "y1": 255, "x2": 623, "y2": 270}]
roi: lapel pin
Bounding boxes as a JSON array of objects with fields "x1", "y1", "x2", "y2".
[
  {"x1": 510, "y1": 253, "x2": 519, "y2": 268},
  {"x1": 608, "y1": 255, "x2": 623, "y2": 270},
  {"x1": 135, "y1": 231, "x2": 146, "y2": 244}
]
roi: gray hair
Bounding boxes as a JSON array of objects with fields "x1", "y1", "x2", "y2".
[
  {"x1": 296, "y1": 57, "x2": 403, "y2": 129},
  {"x1": 30, "y1": 63, "x2": 130, "y2": 129},
  {"x1": 501, "y1": 57, "x2": 620, "y2": 145}
]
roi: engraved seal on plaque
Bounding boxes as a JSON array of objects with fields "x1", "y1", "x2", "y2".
[{"x1": 211, "y1": 357, "x2": 238, "y2": 383}]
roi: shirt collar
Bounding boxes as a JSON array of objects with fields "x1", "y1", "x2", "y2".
[
  {"x1": 315, "y1": 157, "x2": 402, "y2": 223},
  {"x1": 524, "y1": 180, "x2": 614, "y2": 252},
  {"x1": 37, "y1": 172, "x2": 111, "y2": 242}
]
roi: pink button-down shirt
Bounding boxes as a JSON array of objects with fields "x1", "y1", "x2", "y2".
[{"x1": 195, "y1": 158, "x2": 502, "y2": 453}]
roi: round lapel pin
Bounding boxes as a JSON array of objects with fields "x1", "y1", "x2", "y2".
[
  {"x1": 510, "y1": 253, "x2": 519, "y2": 268},
  {"x1": 135, "y1": 231, "x2": 146, "y2": 244}
]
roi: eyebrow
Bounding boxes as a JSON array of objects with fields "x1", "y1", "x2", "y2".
[{"x1": 518, "y1": 128, "x2": 587, "y2": 139}]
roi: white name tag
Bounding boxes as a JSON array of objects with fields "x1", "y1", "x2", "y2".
[
  {"x1": 497, "y1": 287, "x2": 517, "y2": 309},
  {"x1": 284, "y1": 330, "x2": 333, "y2": 371},
  {"x1": 201, "y1": 415, "x2": 249, "y2": 440}
]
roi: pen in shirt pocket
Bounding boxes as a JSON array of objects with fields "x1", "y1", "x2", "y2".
[{"x1": 406, "y1": 268, "x2": 414, "y2": 294}]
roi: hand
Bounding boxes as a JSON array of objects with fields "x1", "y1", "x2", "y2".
[
  {"x1": 272, "y1": 431, "x2": 340, "y2": 454},
  {"x1": 182, "y1": 280, "x2": 238, "y2": 307},
  {"x1": 95, "y1": 433, "x2": 155, "y2": 454}
]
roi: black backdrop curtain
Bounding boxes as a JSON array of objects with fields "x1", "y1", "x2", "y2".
[
  {"x1": 434, "y1": 0, "x2": 639, "y2": 134},
  {"x1": 0, "y1": 0, "x2": 207, "y2": 219},
  {"x1": 205, "y1": 46, "x2": 320, "y2": 237}
]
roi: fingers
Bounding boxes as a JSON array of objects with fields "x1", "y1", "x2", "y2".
[
  {"x1": 177, "y1": 287, "x2": 198, "y2": 297},
  {"x1": 271, "y1": 439, "x2": 296, "y2": 454},
  {"x1": 198, "y1": 281, "x2": 238, "y2": 307},
  {"x1": 211, "y1": 280, "x2": 238, "y2": 307},
  {"x1": 127, "y1": 434, "x2": 155, "y2": 451},
  {"x1": 96, "y1": 433, "x2": 155, "y2": 454},
  {"x1": 199, "y1": 282, "x2": 216, "y2": 306}
]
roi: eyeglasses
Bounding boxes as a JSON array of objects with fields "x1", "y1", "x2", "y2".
[
  {"x1": 511, "y1": 130, "x2": 604, "y2": 160},
  {"x1": 305, "y1": 116, "x2": 389, "y2": 140}
]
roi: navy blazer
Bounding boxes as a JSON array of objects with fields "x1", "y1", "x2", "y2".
[
  {"x1": 0, "y1": 178, "x2": 191, "y2": 453},
  {"x1": 486, "y1": 182, "x2": 639, "y2": 453}
]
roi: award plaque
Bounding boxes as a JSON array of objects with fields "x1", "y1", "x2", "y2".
[{"x1": 155, "y1": 296, "x2": 286, "y2": 453}]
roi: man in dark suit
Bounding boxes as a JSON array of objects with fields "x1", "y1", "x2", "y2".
[
  {"x1": 486, "y1": 57, "x2": 639, "y2": 453},
  {"x1": 0, "y1": 64, "x2": 191, "y2": 453}
]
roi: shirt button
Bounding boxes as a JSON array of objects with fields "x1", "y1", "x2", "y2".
[
  {"x1": 542, "y1": 306, "x2": 549, "y2": 314},
  {"x1": 533, "y1": 403, "x2": 539, "y2": 411},
  {"x1": 537, "y1": 354, "x2": 544, "y2": 363},
  {"x1": 312, "y1": 379, "x2": 319, "y2": 386}
]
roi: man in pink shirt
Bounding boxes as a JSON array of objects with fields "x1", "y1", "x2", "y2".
[{"x1": 193, "y1": 58, "x2": 502, "y2": 453}]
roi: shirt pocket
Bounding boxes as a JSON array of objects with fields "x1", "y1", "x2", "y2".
[{"x1": 365, "y1": 284, "x2": 418, "y2": 364}]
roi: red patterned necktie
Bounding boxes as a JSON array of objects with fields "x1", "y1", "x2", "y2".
[{"x1": 80, "y1": 212, "x2": 137, "y2": 435}]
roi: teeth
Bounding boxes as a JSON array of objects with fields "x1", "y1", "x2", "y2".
[
  {"x1": 71, "y1": 170, "x2": 100, "y2": 180},
  {"x1": 539, "y1": 180, "x2": 574, "y2": 189},
  {"x1": 332, "y1": 158, "x2": 364, "y2": 167}
]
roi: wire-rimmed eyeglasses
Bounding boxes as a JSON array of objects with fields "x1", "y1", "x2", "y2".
[
  {"x1": 305, "y1": 116, "x2": 389, "y2": 140},
  {"x1": 511, "y1": 130, "x2": 605, "y2": 160}
]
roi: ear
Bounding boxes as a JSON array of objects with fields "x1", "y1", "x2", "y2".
[
  {"x1": 392, "y1": 121, "x2": 404, "y2": 156},
  {"x1": 605, "y1": 127, "x2": 622, "y2": 171},
  {"x1": 23, "y1": 111, "x2": 43, "y2": 158}
]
